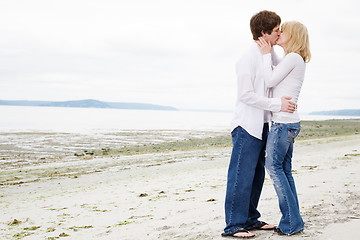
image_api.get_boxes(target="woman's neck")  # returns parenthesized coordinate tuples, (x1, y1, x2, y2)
(281, 47, 289, 56)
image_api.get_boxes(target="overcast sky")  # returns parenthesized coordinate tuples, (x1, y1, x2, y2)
(0, 0, 359, 112)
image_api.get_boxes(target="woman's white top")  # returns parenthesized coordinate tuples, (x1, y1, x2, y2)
(263, 52, 306, 123)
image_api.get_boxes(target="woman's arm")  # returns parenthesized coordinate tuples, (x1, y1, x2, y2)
(271, 47, 281, 66)
(262, 53, 297, 88)
(256, 37, 298, 88)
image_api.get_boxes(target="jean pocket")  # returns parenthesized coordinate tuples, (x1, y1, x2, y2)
(271, 122, 282, 131)
(287, 127, 300, 139)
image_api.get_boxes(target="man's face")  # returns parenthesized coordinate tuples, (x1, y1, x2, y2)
(261, 25, 280, 46)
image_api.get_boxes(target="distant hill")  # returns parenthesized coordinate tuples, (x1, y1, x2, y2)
(309, 109, 360, 116)
(0, 99, 178, 111)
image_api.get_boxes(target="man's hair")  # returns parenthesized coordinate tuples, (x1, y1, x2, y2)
(250, 10, 281, 40)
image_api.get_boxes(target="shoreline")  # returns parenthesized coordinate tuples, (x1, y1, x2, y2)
(0, 120, 359, 239)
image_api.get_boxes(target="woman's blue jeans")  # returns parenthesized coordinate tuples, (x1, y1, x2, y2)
(224, 124, 268, 235)
(265, 122, 304, 235)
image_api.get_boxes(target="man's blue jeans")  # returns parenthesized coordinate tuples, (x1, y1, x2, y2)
(224, 124, 268, 235)
(265, 122, 304, 235)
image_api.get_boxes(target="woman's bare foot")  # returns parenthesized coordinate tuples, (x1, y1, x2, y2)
(257, 223, 275, 230)
(246, 221, 276, 231)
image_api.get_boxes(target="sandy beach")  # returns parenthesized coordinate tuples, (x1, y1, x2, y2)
(0, 126, 359, 239)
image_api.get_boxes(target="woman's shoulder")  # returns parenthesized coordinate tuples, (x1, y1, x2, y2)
(284, 52, 305, 65)
(286, 52, 304, 61)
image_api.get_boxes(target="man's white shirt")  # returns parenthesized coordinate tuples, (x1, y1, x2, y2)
(231, 42, 281, 140)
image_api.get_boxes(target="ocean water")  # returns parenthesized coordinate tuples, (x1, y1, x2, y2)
(0, 106, 357, 133)
(0, 106, 232, 133)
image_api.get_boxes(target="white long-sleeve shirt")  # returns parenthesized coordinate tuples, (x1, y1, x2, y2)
(231, 42, 282, 140)
(262, 52, 306, 123)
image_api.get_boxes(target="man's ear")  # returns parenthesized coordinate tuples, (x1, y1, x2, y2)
(260, 30, 266, 37)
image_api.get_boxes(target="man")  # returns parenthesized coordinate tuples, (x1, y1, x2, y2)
(222, 10, 296, 238)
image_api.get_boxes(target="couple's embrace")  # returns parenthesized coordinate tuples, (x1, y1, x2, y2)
(222, 10, 311, 238)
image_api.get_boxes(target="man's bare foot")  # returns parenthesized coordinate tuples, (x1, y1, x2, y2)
(221, 229, 255, 238)
(233, 230, 255, 238)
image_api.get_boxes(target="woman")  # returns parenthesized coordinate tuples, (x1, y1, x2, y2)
(256, 21, 311, 235)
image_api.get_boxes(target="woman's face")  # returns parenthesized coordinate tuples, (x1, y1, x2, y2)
(277, 30, 289, 47)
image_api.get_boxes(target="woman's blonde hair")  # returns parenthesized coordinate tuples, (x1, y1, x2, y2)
(281, 21, 311, 63)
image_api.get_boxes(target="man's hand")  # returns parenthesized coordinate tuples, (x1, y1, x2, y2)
(281, 96, 296, 113)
